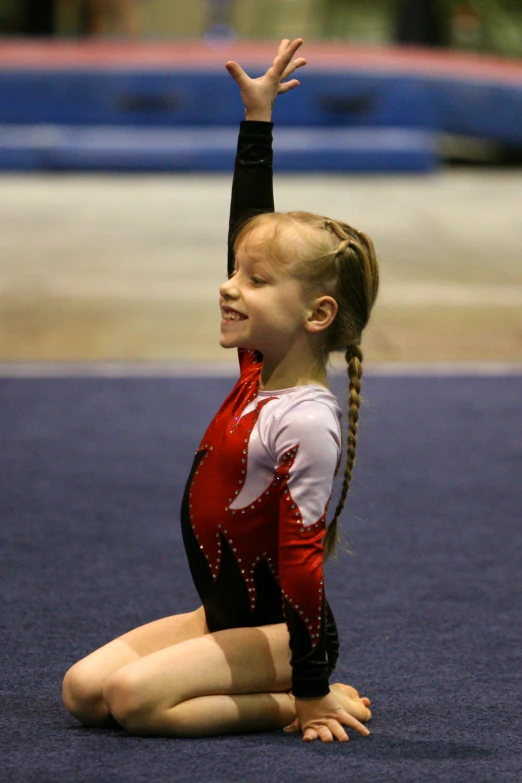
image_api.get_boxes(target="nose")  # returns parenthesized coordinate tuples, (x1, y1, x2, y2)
(219, 275, 238, 300)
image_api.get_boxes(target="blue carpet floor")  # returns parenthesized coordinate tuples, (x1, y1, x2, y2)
(1, 375, 520, 783)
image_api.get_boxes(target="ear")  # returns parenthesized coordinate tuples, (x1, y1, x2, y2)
(305, 295, 338, 333)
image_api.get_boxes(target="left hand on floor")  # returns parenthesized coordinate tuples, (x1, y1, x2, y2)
(285, 691, 371, 743)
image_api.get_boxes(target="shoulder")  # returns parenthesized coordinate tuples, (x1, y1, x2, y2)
(278, 386, 341, 430)
(261, 387, 342, 455)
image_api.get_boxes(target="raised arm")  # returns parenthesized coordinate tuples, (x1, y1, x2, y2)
(225, 39, 306, 276)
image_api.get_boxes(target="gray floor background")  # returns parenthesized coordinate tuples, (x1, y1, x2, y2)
(1, 169, 521, 365)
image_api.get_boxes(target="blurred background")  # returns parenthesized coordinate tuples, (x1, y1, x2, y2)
(2, 1, 522, 54)
(0, 0, 521, 368)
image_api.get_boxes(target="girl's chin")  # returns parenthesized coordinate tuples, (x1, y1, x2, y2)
(219, 334, 256, 351)
(219, 335, 241, 348)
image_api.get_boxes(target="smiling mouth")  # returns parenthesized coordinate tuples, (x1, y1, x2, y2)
(221, 307, 248, 322)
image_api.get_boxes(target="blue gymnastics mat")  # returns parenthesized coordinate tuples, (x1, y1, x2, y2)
(1, 373, 520, 783)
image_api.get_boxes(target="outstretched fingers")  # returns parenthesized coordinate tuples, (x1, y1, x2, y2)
(277, 56, 307, 94)
(225, 37, 307, 120)
(281, 57, 307, 79)
(340, 709, 371, 737)
(276, 77, 301, 95)
(224, 60, 248, 88)
(302, 710, 370, 744)
(276, 38, 292, 56)
(274, 48, 307, 94)
(275, 37, 304, 64)
(271, 38, 306, 79)
(304, 720, 349, 743)
(226, 50, 305, 92)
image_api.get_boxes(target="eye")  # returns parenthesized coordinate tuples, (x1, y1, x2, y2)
(251, 275, 266, 286)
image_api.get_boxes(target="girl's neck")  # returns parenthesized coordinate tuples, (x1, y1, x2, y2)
(258, 349, 328, 392)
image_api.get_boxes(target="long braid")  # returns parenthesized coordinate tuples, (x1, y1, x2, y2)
(323, 345, 363, 560)
(322, 223, 368, 558)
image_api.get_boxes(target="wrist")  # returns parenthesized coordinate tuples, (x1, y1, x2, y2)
(244, 111, 273, 122)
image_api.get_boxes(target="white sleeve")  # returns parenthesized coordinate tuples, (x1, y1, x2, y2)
(272, 401, 342, 528)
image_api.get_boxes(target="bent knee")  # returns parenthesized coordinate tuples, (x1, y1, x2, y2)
(103, 668, 157, 734)
(62, 661, 110, 726)
(103, 670, 192, 736)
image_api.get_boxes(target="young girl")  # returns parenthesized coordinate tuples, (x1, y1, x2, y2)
(62, 38, 379, 744)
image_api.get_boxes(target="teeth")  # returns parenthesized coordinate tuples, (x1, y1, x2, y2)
(223, 311, 243, 321)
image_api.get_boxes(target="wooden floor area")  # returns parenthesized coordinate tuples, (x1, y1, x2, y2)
(1, 169, 521, 368)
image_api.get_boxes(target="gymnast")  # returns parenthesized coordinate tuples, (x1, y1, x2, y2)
(62, 38, 379, 743)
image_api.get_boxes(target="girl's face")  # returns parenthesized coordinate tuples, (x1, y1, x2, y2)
(219, 227, 310, 357)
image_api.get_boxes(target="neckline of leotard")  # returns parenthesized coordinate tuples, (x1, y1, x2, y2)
(256, 383, 331, 396)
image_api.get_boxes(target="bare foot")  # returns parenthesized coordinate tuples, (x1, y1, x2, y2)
(330, 683, 372, 723)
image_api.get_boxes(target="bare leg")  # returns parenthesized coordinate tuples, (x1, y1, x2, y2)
(132, 686, 371, 738)
(102, 623, 371, 738)
(62, 607, 208, 727)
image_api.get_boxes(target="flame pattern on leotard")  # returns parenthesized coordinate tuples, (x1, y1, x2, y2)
(187, 351, 327, 647)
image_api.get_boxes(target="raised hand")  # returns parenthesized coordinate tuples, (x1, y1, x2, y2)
(225, 38, 307, 122)
(286, 689, 371, 743)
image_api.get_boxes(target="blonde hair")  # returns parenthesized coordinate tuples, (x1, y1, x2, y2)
(234, 211, 379, 559)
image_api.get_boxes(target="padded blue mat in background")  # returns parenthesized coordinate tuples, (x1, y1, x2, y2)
(0, 58, 521, 171)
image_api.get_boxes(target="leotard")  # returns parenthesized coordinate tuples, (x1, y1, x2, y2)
(180, 122, 341, 698)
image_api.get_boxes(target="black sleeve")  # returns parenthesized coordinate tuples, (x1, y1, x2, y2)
(284, 599, 339, 699)
(227, 120, 275, 276)
(325, 600, 340, 674)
